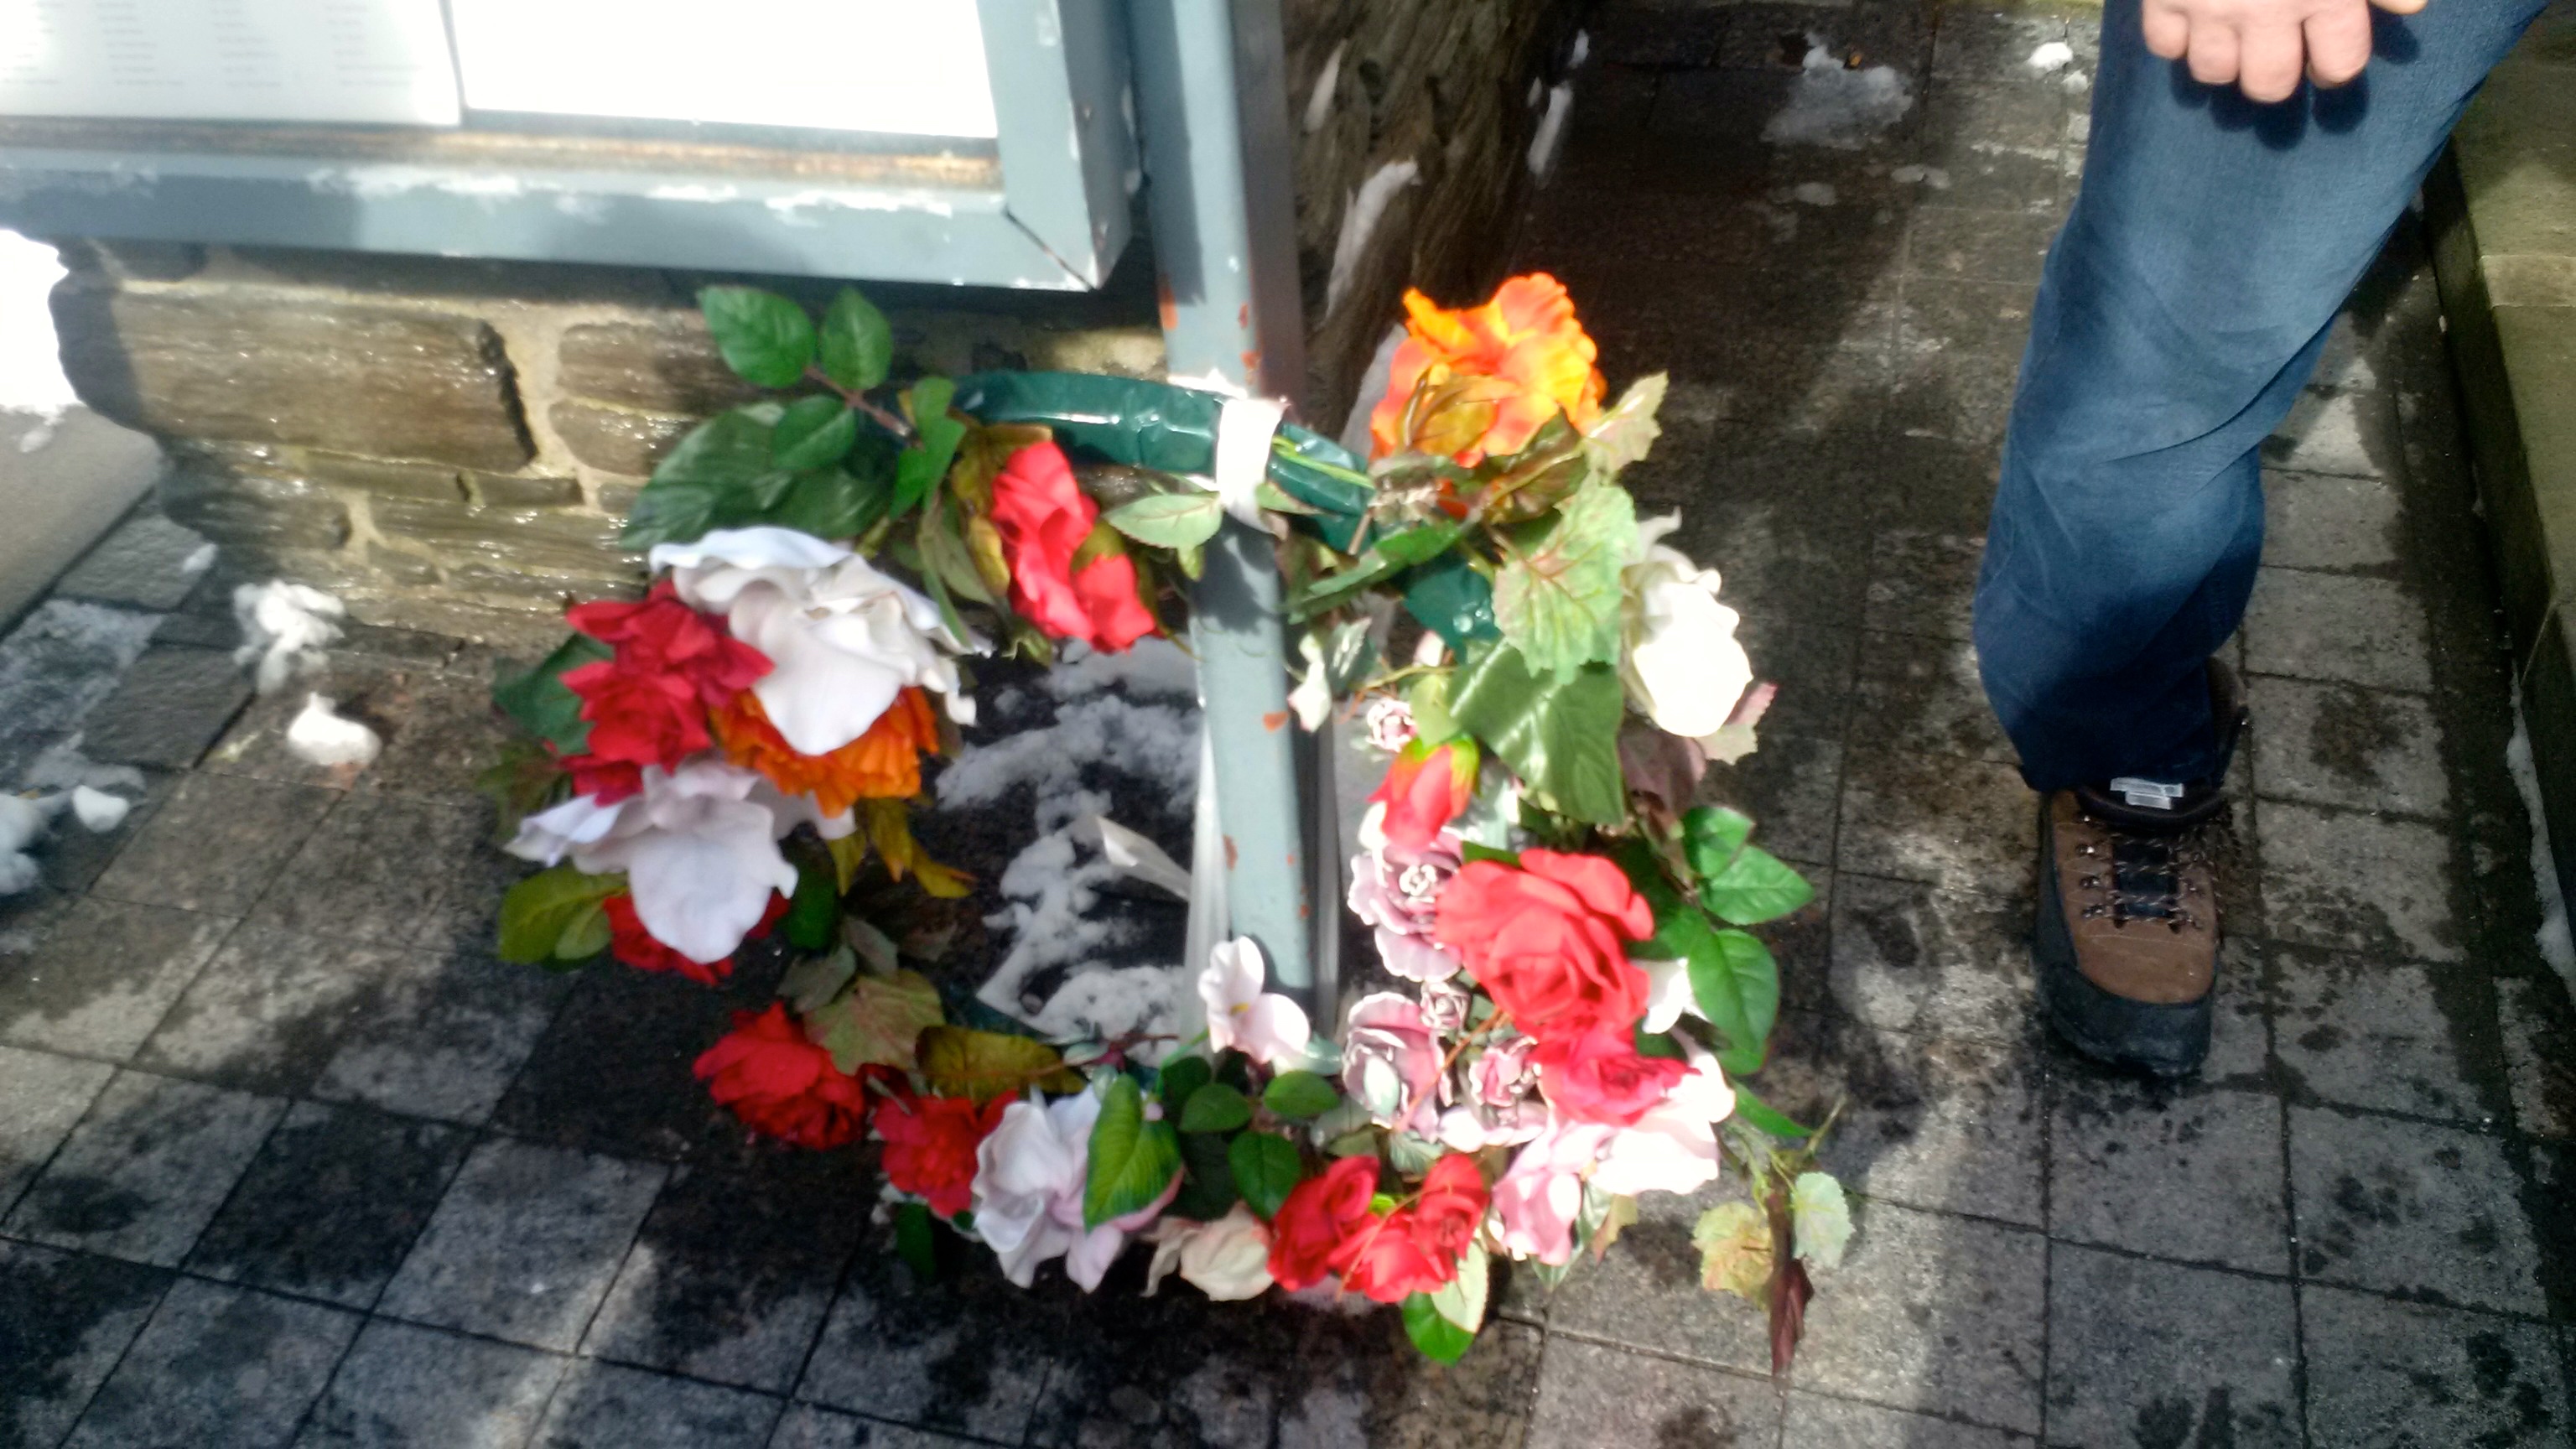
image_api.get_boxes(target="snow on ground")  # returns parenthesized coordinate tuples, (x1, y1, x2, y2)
(1764, 39, 1914, 148)
(943, 637, 1202, 1044)
(0, 600, 163, 787)
(232, 580, 347, 693)
(0, 231, 77, 449)
(2506, 693, 2576, 990)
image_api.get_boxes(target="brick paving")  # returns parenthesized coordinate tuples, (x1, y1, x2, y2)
(3, 1, 2576, 1444)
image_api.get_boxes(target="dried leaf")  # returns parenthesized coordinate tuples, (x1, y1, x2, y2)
(1691, 1200, 1774, 1303)
(806, 969, 945, 1072)
(919, 1026, 1084, 1103)
(1766, 1182, 1812, 1376)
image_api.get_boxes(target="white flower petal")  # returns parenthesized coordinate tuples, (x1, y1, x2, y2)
(647, 526, 853, 575)
(505, 791, 631, 865)
(1639, 956, 1702, 1035)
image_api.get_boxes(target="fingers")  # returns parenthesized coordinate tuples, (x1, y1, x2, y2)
(2141, 0, 2194, 58)
(2303, 0, 2375, 85)
(2370, 0, 2427, 14)
(2184, 17, 2244, 86)
(2236, 18, 2309, 100)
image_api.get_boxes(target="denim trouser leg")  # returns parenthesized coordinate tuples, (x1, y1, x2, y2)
(1973, 0, 2547, 792)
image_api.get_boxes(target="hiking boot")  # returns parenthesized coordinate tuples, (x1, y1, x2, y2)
(2033, 659, 2243, 1076)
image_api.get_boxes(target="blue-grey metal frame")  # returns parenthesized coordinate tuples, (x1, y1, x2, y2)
(0, 0, 1135, 290)
(1130, 0, 1335, 1015)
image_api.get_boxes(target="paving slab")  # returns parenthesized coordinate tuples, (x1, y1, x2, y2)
(186, 1099, 473, 1309)
(0, 1042, 117, 1214)
(1524, 1336, 1781, 1449)
(0, 1239, 170, 1449)
(0, 898, 233, 1060)
(64, 1277, 361, 1449)
(531, 1360, 783, 1449)
(2246, 674, 2451, 819)
(1826, 873, 2033, 1043)
(2266, 943, 2490, 1121)
(2241, 567, 2436, 694)
(4, 1068, 283, 1266)
(2049, 1081, 2289, 1275)
(2300, 1285, 2568, 1447)
(794, 1245, 1065, 1445)
(293, 1318, 569, 1449)
(89, 771, 339, 916)
(76, 646, 253, 770)
(2288, 1106, 2547, 1316)
(2256, 799, 2464, 963)
(1789, 1197, 2047, 1432)
(2043, 1244, 2300, 1449)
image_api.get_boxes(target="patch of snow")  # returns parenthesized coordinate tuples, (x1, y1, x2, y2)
(1020, 963, 1176, 1052)
(0, 601, 163, 787)
(69, 785, 127, 833)
(21, 736, 147, 796)
(1303, 40, 1346, 134)
(2063, 70, 2091, 93)
(1041, 636, 1197, 701)
(939, 696, 1198, 813)
(1527, 83, 1575, 180)
(0, 231, 75, 423)
(1325, 160, 1420, 319)
(1891, 164, 1952, 190)
(286, 693, 382, 768)
(0, 792, 48, 895)
(182, 543, 218, 579)
(2506, 696, 2576, 989)
(1568, 29, 1592, 70)
(2026, 40, 2075, 72)
(1788, 182, 1839, 206)
(1764, 40, 1914, 148)
(231, 581, 346, 695)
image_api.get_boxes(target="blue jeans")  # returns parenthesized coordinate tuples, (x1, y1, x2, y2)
(1973, 0, 2547, 791)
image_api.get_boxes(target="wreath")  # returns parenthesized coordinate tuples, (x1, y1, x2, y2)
(485, 273, 1848, 1365)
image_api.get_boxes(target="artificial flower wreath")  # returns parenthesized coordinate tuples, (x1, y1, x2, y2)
(486, 273, 1849, 1364)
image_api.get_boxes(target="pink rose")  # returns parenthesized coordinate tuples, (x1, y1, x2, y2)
(1535, 1022, 1691, 1127)
(1340, 992, 1445, 1134)
(1347, 834, 1464, 983)
(1490, 1118, 1614, 1265)
(1471, 1033, 1540, 1108)
(1419, 978, 1471, 1035)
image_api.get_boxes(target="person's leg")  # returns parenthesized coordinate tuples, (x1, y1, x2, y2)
(1975, 0, 2547, 792)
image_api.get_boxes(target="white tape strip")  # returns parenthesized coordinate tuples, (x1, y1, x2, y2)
(1211, 393, 1287, 527)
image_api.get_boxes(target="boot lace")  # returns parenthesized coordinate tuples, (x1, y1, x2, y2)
(2070, 810, 2214, 932)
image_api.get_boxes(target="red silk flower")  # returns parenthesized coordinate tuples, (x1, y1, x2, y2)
(1533, 1021, 1690, 1125)
(1433, 849, 1656, 1045)
(1267, 1153, 1488, 1303)
(1369, 739, 1477, 854)
(560, 582, 771, 773)
(693, 1004, 870, 1150)
(1268, 1155, 1380, 1292)
(988, 440, 1157, 652)
(605, 891, 788, 985)
(874, 1092, 1010, 1218)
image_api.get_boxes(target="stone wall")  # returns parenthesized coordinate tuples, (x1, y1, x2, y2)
(45, 0, 1581, 641)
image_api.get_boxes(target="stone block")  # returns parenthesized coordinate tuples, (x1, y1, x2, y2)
(1828, 873, 2033, 1042)
(0, 1044, 117, 1212)
(2256, 800, 2464, 963)
(55, 287, 532, 470)
(2299, 1286, 2567, 1446)
(63, 1278, 359, 1449)
(368, 493, 631, 579)
(2246, 675, 2449, 818)
(90, 772, 339, 917)
(531, 1361, 782, 1449)
(558, 313, 768, 416)
(296, 1320, 569, 1449)
(2049, 1081, 2288, 1274)
(0, 899, 233, 1061)
(377, 1138, 667, 1351)
(53, 512, 216, 612)
(0, 1240, 169, 1449)
(1790, 1199, 2047, 1431)
(797, 1246, 1063, 1442)
(160, 456, 353, 553)
(134, 925, 424, 1097)
(1855, 631, 2018, 764)
(1866, 528, 1985, 641)
(2288, 1106, 2546, 1315)
(4, 1069, 285, 1266)
(2266, 943, 2487, 1120)
(78, 646, 253, 770)
(2044, 1245, 2299, 1449)
(186, 1100, 473, 1308)
(309, 948, 570, 1126)
(1836, 748, 2035, 892)
(2262, 469, 2403, 572)
(1525, 1338, 1780, 1448)
(1702, 730, 1843, 868)
(550, 399, 693, 477)
(1275, 1311, 1542, 1449)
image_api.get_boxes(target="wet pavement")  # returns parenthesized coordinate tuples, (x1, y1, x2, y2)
(3, 0, 2576, 1444)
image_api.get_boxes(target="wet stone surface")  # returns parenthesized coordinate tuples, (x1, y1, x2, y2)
(0, 0, 2570, 1441)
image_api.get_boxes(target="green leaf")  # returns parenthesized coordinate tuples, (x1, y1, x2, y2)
(894, 1201, 940, 1275)
(1491, 484, 1636, 680)
(771, 395, 858, 470)
(621, 403, 782, 548)
(782, 855, 840, 952)
(699, 287, 815, 388)
(1228, 1130, 1303, 1220)
(806, 969, 946, 1072)
(1633, 1027, 1686, 1060)
(496, 865, 626, 964)
(1680, 806, 1753, 873)
(491, 634, 610, 755)
(1172, 1129, 1241, 1220)
(917, 491, 995, 607)
(1083, 1077, 1182, 1228)
(1618, 844, 1779, 1072)
(1405, 670, 1461, 745)
(1374, 522, 1462, 568)
(1457, 840, 1522, 867)
(1446, 643, 1627, 826)
(818, 286, 894, 392)
(1178, 1081, 1254, 1134)
(1263, 1070, 1340, 1120)
(1730, 1084, 1815, 1140)
(1102, 491, 1224, 550)
(1698, 844, 1814, 927)
(553, 896, 613, 960)
(919, 1026, 1083, 1103)
(1582, 371, 1668, 475)
(892, 377, 964, 518)
(766, 456, 896, 543)
(1401, 1292, 1478, 1363)
(1429, 1242, 1490, 1332)
(1158, 1055, 1213, 1114)
(780, 945, 859, 1015)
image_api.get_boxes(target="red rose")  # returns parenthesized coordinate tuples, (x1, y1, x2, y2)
(1534, 1021, 1690, 1125)
(605, 891, 787, 985)
(1408, 1153, 1489, 1261)
(1337, 1208, 1450, 1303)
(1267, 1155, 1379, 1292)
(989, 441, 1157, 652)
(1433, 850, 1656, 1044)
(1369, 739, 1478, 854)
(561, 584, 771, 772)
(562, 753, 643, 804)
(874, 1091, 1008, 1218)
(693, 1003, 870, 1149)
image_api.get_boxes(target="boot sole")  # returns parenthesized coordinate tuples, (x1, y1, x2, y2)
(2034, 799, 2214, 1078)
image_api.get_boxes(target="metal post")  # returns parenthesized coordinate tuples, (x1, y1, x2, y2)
(1128, 0, 1334, 1015)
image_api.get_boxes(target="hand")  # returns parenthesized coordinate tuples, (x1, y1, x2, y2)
(2138, 0, 2427, 102)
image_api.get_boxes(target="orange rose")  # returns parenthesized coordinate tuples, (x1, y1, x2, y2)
(714, 687, 938, 815)
(1368, 273, 1606, 465)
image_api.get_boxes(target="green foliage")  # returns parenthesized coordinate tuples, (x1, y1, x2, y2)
(1172, 1130, 1241, 1220)
(1083, 1077, 1182, 1228)
(1103, 491, 1224, 550)
(1262, 1070, 1340, 1119)
(1491, 484, 1636, 681)
(496, 865, 626, 964)
(1729, 1085, 1814, 1140)
(1228, 1130, 1303, 1220)
(771, 395, 857, 470)
(1619, 844, 1779, 1074)
(1428, 1242, 1490, 1335)
(781, 845, 841, 951)
(491, 634, 610, 755)
(1157, 1054, 1213, 1113)
(1446, 643, 1627, 825)
(1582, 372, 1668, 476)
(1680, 807, 1814, 925)
(807, 969, 945, 1072)
(1401, 553, 1498, 652)
(894, 1201, 940, 1276)
(818, 287, 894, 392)
(700, 286, 815, 388)
(778, 946, 858, 1015)
(1177, 1081, 1254, 1134)
(621, 402, 898, 548)
(1401, 1291, 1478, 1363)
(892, 377, 965, 518)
